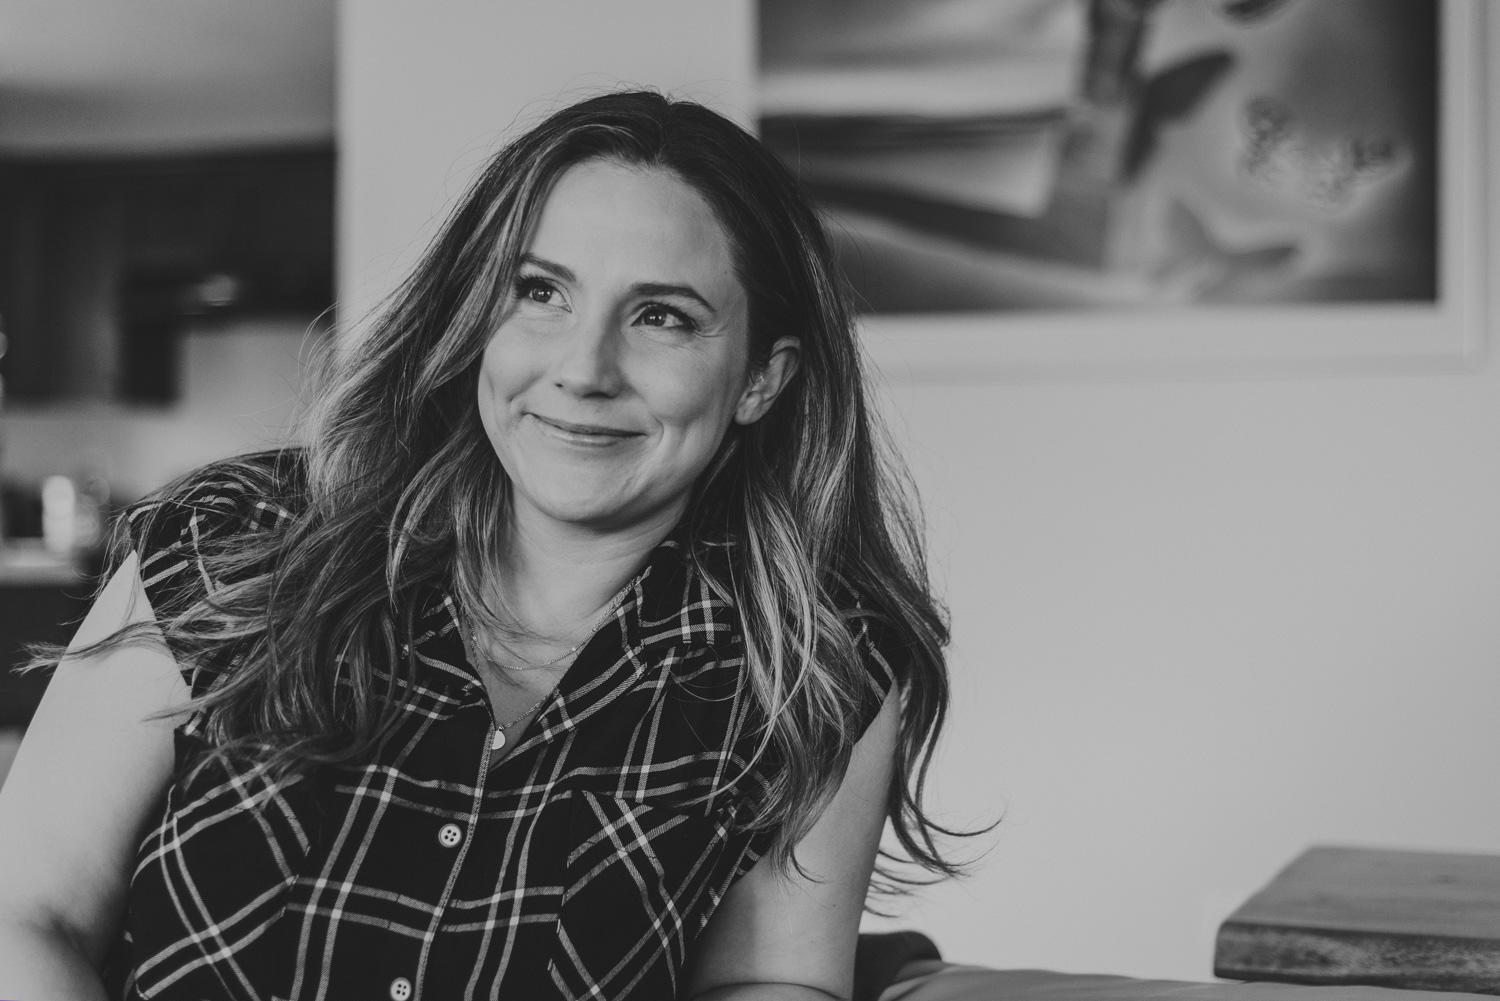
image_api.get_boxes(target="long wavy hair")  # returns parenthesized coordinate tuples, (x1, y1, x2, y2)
(48, 91, 968, 892)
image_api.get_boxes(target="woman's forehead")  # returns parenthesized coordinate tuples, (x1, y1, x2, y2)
(526, 159, 743, 303)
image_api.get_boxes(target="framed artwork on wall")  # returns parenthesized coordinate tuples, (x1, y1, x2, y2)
(756, 0, 1488, 379)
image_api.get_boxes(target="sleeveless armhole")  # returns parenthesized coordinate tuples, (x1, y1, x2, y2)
(117, 453, 301, 701)
(846, 599, 903, 746)
(724, 599, 902, 884)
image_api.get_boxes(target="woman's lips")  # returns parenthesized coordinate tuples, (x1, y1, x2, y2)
(530, 414, 642, 443)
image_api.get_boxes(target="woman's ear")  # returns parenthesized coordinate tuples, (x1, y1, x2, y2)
(734, 337, 801, 425)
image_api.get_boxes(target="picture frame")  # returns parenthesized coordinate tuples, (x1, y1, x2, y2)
(758, 0, 1489, 381)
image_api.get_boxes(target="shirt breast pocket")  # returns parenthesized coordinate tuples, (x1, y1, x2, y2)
(548, 789, 738, 999)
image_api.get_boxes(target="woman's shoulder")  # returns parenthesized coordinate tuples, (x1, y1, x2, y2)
(842, 593, 905, 711)
(123, 449, 306, 543)
(118, 448, 308, 586)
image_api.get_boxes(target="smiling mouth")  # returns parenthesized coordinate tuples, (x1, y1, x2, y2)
(531, 415, 642, 441)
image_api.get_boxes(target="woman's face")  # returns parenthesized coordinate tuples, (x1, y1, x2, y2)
(478, 158, 797, 536)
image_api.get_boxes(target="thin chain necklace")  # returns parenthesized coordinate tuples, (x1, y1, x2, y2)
(467, 588, 630, 751)
(468, 628, 588, 673)
(463, 635, 571, 751)
(467, 584, 629, 674)
(489, 687, 555, 751)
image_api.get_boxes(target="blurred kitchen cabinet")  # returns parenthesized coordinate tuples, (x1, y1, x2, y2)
(0, 147, 333, 403)
(0, 576, 91, 725)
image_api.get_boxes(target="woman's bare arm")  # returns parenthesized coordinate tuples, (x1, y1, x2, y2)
(0, 552, 190, 998)
(684, 685, 901, 1001)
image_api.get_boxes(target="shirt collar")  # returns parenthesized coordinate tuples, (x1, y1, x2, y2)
(410, 531, 741, 710)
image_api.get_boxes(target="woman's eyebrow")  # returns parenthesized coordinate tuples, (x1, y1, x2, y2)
(631, 282, 718, 316)
(520, 255, 718, 315)
(519, 253, 576, 283)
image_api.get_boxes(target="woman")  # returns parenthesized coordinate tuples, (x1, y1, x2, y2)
(0, 91, 957, 1000)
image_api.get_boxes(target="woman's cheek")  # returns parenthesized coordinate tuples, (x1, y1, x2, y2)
(476, 352, 529, 456)
(475, 363, 503, 440)
(638, 348, 742, 434)
(479, 333, 532, 409)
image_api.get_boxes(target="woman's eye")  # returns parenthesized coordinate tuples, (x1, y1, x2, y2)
(515, 277, 561, 306)
(637, 304, 694, 331)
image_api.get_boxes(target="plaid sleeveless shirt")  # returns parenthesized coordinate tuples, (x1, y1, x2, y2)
(102, 453, 895, 1000)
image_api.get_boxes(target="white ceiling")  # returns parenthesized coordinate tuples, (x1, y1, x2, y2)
(0, 0, 334, 155)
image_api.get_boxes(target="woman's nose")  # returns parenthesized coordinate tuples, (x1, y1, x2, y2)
(550, 311, 624, 397)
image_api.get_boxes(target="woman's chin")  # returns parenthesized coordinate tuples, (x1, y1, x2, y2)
(516, 486, 670, 535)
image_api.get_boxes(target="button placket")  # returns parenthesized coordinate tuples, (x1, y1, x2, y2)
(411, 714, 492, 990)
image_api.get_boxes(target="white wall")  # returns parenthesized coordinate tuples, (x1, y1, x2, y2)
(337, 0, 755, 335)
(338, 1, 1500, 982)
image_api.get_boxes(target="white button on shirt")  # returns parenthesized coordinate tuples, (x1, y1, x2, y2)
(389, 976, 412, 1000)
(438, 823, 464, 849)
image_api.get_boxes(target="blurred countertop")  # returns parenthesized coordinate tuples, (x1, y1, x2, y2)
(0, 540, 86, 587)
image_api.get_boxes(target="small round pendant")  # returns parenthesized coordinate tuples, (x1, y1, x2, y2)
(490, 730, 505, 751)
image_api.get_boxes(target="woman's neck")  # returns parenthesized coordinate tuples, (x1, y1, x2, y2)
(489, 500, 682, 642)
